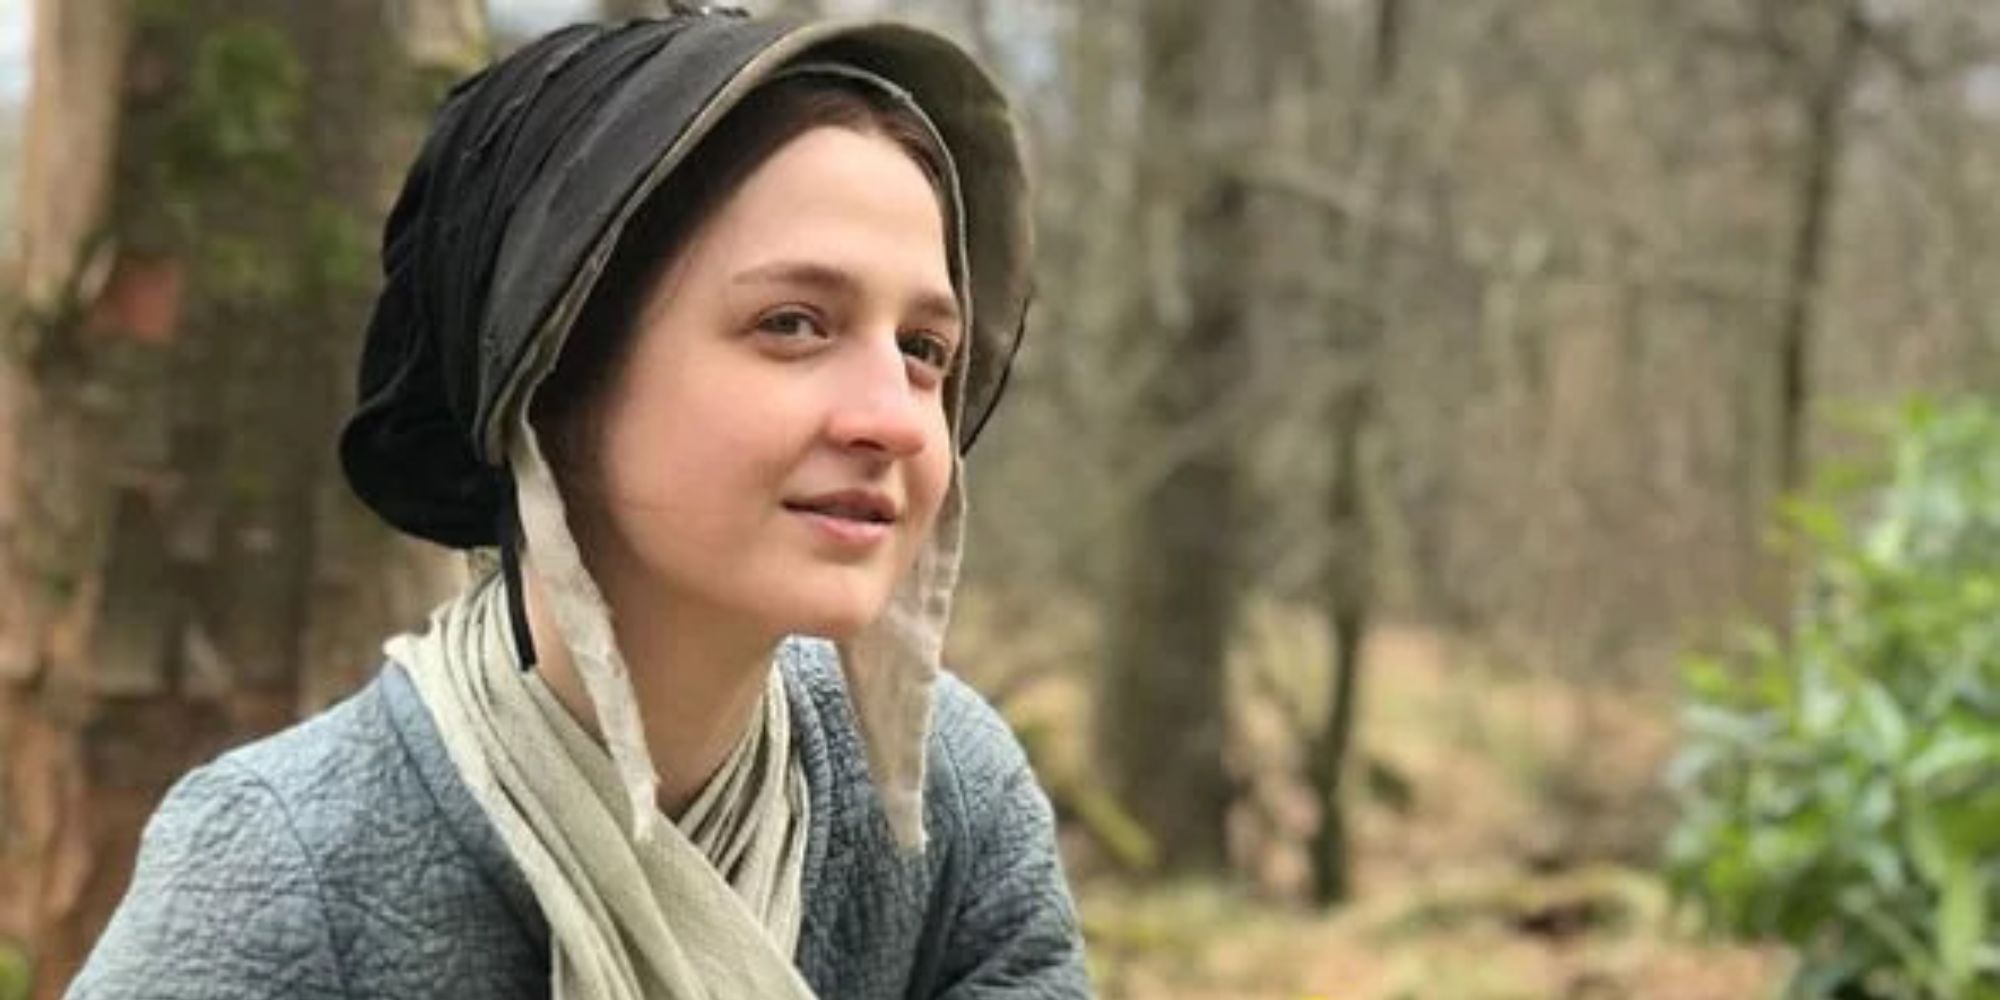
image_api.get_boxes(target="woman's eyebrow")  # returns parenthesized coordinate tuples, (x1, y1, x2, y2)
(731, 260, 961, 331)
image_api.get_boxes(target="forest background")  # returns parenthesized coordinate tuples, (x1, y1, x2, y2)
(2, 0, 1999, 997)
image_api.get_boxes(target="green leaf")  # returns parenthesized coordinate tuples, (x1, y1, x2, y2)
(1907, 732, 2000, 789)
(1785, 497, 1848, 549)
(1840, 891, 1943, 987)
(1858, 682, 1911, 760)
(1904, 801, 1950, 886)
(1938, 853, 1985, 990)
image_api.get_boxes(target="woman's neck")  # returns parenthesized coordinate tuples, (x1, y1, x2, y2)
(520, 561, 776, 817)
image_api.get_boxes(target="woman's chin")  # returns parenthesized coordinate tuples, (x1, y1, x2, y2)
(787, 612, 879, 643)
(779, 596, 891, 643)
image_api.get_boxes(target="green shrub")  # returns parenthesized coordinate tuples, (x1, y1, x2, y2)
(1667, 398, 2000, 1000)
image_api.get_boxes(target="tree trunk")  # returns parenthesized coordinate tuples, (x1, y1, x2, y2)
(1774, 4, 1861, 502)
(1753, 2, 1863, 636)
(1311, 0, 1406, 908)
(0, 1, 473, 991)
(1099, 0, 1257, 875)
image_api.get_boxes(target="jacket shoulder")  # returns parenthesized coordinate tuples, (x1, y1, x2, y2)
(68, 753, 350, 999)
(921, 673, 1091, 996)
(775, 638, 1089, 997)
(71, 666, 547, 999)
(772, 637, 1031, 813)
(925, 670, 1034, 813)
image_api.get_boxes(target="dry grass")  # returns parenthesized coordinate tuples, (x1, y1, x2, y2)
(1080, 870, 1786, 999)
(978, 612, 1796, 999)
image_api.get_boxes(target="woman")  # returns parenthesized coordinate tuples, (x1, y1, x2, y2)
(69, 7, 1087, 998)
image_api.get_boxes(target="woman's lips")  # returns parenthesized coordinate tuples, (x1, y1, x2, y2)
(782, 491, 899, 550)
(787, 508, 893, 548)
(784, 489, 899, 523)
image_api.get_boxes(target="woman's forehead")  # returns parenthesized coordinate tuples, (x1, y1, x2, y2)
(664, 126, 956, 307)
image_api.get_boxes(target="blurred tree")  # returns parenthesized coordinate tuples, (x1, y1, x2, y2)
(1771, 3, 1864, 503)
(1099, 0, 1322, 875)
(1311, 0, 1406, 909)
(0, 0, 475, 992)
(1095, 0, 1238, 874)
(1677, 0, 1870, 628)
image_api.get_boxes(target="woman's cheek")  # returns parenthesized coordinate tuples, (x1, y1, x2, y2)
(910, 447, 953, 531)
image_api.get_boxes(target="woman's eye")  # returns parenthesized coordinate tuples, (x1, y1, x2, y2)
(899, 331, 955, 372)
(754, 309, 828, 340)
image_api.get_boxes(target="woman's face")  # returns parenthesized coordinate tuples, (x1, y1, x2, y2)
(565, 125, 959, 643)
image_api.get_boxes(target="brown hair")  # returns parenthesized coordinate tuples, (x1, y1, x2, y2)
(531, 74, 955, 468)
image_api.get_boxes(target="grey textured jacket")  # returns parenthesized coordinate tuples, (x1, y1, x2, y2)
(67, 641, 1089, 998)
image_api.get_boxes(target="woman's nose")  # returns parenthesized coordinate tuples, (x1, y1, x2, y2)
(824, 337, 931, 458)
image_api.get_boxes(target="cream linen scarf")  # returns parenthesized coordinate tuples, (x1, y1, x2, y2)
(388, 574, 816, 1000)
